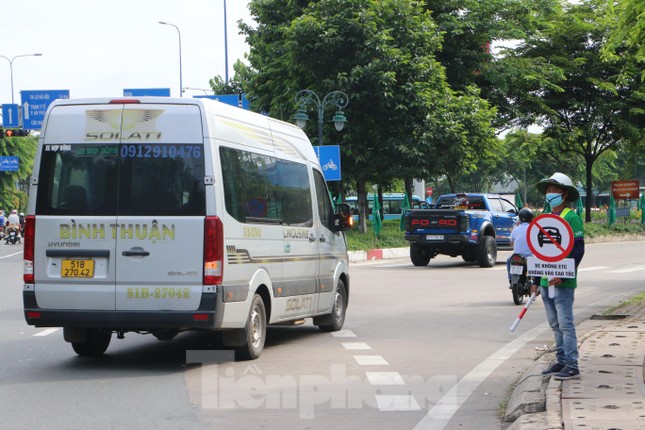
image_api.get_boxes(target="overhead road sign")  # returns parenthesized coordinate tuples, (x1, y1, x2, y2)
(611, 180, 640, 200)
(21, 90, 70, 130)
(123, 88, 171, 97)
(314, 145, 341, 181)
(2, 104, 20, 127)
(195, 94, 239, 107)
(193, 94, 251, 110)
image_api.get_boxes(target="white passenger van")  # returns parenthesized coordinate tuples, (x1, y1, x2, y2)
(24, 97, 352, 359)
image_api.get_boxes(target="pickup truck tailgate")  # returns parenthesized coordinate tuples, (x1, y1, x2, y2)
(405, 210, 469, 233)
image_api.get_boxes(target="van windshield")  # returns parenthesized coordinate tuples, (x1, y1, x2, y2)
(36, 143, 205, 216)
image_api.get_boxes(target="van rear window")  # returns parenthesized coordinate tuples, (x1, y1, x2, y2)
(36, 143, 205, 216)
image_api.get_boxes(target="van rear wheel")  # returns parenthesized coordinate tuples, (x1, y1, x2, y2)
(71, 329, 111, 357)
(317, 280, 347, 333)
(236, 294, 267, 361)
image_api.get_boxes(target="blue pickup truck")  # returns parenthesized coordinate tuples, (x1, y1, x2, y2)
(403, 193, 518, 267)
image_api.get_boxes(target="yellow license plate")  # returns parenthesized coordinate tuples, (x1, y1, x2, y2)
(61, 259, 95, 278)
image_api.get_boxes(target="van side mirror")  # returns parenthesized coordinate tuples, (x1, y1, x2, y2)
(333, 203, 353, 231)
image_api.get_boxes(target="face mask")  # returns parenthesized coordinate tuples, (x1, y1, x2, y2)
(546, 193, 564, 207)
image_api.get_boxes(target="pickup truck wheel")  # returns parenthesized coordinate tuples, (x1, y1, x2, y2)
(410, 244, 431, 266)
(462, 248, 477, 263)
(476, 236, 497, 267)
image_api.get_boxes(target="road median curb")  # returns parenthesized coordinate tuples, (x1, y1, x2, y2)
(348, 247, 408, 263)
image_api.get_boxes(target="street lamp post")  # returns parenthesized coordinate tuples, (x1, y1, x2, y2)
(0, 53, 43, 104)
(223, 0, 229, 83)
(293, 89, 348, 146)
(159, 21, 183, 97)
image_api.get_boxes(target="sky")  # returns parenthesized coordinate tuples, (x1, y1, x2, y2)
(0, 0, 252, 104)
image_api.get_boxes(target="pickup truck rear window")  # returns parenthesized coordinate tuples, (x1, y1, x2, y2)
(436, 197, 486, 210)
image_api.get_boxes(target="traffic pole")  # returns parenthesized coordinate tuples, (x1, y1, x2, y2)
(510, 292, 537, 332)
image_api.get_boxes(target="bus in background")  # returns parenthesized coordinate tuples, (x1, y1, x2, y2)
(344, 193, 427, 220)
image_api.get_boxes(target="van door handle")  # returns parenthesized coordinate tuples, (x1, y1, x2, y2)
(122, 250, 150, 257)
(308, 235, 316, 243)
(319, 236, 326, 242)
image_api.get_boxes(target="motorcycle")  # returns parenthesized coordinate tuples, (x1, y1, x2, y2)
(0, 225, 4, 241)
(4, 225, 20, 245)
(509, 253, 532, 305)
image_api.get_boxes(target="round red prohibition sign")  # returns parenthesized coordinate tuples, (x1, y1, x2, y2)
(526, 214, 574, 262)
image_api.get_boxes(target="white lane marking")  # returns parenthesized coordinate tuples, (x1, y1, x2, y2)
(0, 251, 23, 260)
(366, 371, 406, 385)
(376, 395, 421, 411)
(332, 329, 357, 338)
(578, 266, 610, 272)
(33, 328, 60, 337)
(413, 322, 550, 430)
(354, 355, 389, 366)
(607, 266, 645, 274)
(342, 342, 372, 350)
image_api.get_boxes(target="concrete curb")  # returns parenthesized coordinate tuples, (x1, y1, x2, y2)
(348, 247, 408, 263)
(585, 233, 645, 243)
(504, 354, 551, 423)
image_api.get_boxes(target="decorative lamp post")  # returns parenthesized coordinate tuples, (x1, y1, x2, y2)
(0, 53, 43, 104)
(159, 21, 183, 97)
(293, 89, 348, 145)
(223, 0, 229, 83)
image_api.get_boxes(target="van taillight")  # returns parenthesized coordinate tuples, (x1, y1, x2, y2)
(24, 215, 35, 284)
(109, 99, 141, 104)
(203, 216, 223, 285)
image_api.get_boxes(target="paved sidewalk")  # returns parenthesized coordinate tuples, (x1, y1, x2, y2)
(505, 305, 645, 430)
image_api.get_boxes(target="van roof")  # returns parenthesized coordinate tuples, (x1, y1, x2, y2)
(43, 97, 319, 165)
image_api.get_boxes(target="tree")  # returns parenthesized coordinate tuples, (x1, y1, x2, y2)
(502, 0, 644, 221)
(423, 86, 500, 192)
(0, 134, 38, 211)
(241, 0, 450, 232)
(422, 0, 562, 129)
(602, 0, 645, 81)
(209, 60, 253, 95)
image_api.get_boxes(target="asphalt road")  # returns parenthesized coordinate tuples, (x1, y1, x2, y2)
(1, 240, 643, 430)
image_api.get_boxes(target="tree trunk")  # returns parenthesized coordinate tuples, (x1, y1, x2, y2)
(585, 157, 593, 223)
(404, 177, 413, 204)
(357, 178, 368, 234)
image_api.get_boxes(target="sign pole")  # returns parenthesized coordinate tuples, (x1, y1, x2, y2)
(510, 292, 537, 332)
